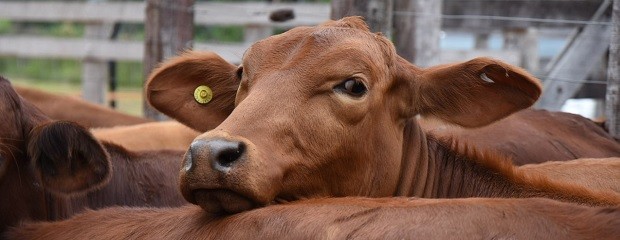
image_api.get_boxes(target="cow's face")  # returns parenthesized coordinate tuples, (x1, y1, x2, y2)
(147, 17, 541, 214)
(0, 77, 111, 230)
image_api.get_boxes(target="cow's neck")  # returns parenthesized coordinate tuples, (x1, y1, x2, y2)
(394, 119, 618, 206)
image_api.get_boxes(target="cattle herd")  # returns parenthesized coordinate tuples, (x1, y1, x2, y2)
(1, 16, 619, 239)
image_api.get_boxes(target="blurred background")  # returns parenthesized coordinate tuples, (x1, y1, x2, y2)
(0, 0, 617, 122)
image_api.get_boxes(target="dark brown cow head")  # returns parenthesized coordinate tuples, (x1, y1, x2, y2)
(147, 17, 541, 214)
(0, 77, 111, 231)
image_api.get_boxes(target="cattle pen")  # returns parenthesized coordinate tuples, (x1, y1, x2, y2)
(1, 1, 620, 239)
(1, 0, 617, 131)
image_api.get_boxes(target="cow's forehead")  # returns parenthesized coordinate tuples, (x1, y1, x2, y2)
(242, 24, 395, 80)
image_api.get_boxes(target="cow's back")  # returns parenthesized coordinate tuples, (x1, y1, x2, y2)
(421, 109, 620, 165)
(519, 157, 620, 194)
(15, 85, 151, 128)
(91, 121, 199, 151)
(6, 198, 620, 240)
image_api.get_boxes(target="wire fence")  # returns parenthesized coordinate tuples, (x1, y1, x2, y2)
(0, 0, 615, 111)
(392, 11, 612, 26)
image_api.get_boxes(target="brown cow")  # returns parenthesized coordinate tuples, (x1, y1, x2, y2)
(420, 108, 620, 165)
(0, 77, 186, 234)
(6, 197, 620, 239)
(146, 17, 620, 215)
(91, 121, 200, 151)
(14, 85, 151, 128)
(519, 157, 620, 194)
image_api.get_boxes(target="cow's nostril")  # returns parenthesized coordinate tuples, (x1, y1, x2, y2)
(206, 139, 246, 172)
(216, 142, 245, 168)
(188, 139, 246, 173)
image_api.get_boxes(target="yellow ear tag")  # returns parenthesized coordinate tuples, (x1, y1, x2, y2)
(193, 85, 213, 105)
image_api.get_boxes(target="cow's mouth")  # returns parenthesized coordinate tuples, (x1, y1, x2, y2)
(190, 189, 264, 215)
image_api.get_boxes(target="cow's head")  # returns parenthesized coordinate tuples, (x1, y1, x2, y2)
(0, 77, 111, 230)
(147, 17, 541, 214)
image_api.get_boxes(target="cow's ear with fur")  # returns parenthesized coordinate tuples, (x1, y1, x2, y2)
(403, 57, 542, 128)
(0, 154, 7, 180)
(28, 121, 111, 195)
(146, 51, 240, 132)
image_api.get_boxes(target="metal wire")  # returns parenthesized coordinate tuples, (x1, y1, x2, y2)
(392, 11, 613, 26)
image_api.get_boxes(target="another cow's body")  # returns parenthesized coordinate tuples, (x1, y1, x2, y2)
(0, 77, 186, 234)
(91, 121, 199, 151)
(6, 197, 619, 240)
(421, 108, 620, 165)
(15, 85, 150, 128)
(48, 143, 186, 220)
(519, 157, 620, 194)
(146, 17, 620, 215)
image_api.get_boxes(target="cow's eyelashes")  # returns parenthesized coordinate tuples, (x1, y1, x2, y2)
(334, 78, 367, 97)
(236, 66, 244, 79)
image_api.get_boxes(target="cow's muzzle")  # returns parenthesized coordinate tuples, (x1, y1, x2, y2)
(180, 137, 274, 214)
(184, 139, 246, 174)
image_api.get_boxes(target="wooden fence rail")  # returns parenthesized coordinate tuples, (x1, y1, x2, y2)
(0, 35, 520, 65)
(0, 1, 605, 28)
(0, 0, 608, 115)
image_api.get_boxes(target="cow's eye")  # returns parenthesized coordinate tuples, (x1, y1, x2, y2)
(236, 66, 243, 79)
(334, 78, 367, 97)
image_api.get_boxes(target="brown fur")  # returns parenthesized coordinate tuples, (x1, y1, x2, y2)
(145, 16, 619, 214)
(519, 157, 620, 194)
(6, 197, 620, 239)
(427, 137, 620, 206)
(91, 121, 200, 151)
(0, 77, 186, 234)
(420, 108, 620, 165)
(14, 85, 150, 128)
(28, 121, 111, 195)
(147, 51, 239, 132)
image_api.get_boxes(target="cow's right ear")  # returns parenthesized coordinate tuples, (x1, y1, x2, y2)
(28, 121, 111, 195)
(146, 51, 240, 132)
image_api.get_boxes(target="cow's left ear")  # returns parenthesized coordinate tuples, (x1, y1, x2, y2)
(0, 154, 7, 180)
(405, 57, 542, 127)
(28, 121, 111, 195)
(146, 51, 240, 132)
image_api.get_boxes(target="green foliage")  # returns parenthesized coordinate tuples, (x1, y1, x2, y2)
(115, 61, 144, 87)
(195, 26, 244, 42)
(0, 57, 81, 84)
(117, 23, 144, 41)
(3, 22, 83, 37)
(0, 20, 11, 34)
(50, 22, 84, 37)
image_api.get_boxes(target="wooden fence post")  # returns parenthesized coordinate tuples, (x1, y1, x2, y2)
(82, 0, 113, 105)
(330, 0, 393, 35)
(474, 33, 490, 49)
(82, 22, 113, 104)
(143, 0, 195, 120)
(244, 26, 272, 47)
(536, 1, 613, 111)
(393, 0, 442, 67)
(606, 0, 619, 138)
(503, 28, 540, 73)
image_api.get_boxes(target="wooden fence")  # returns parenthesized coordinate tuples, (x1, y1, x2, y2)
(0, 1, 525, 64)
(0, 0, 612, 120)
